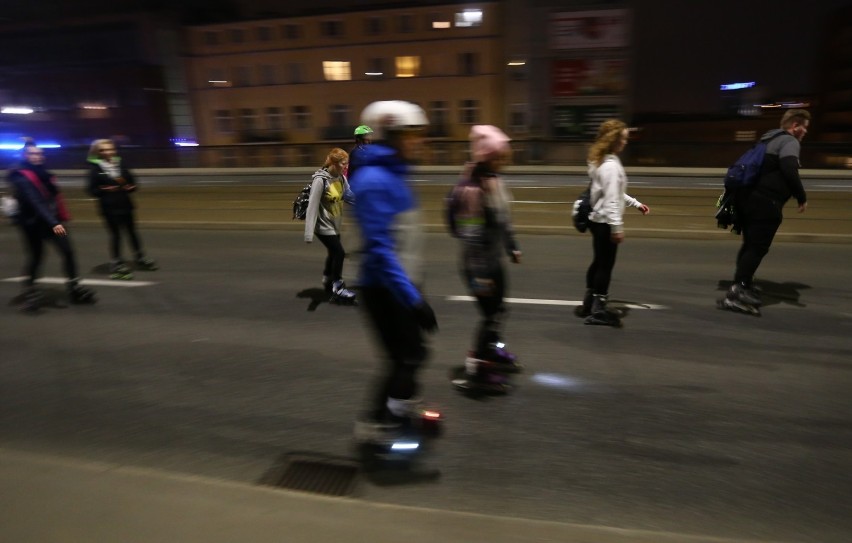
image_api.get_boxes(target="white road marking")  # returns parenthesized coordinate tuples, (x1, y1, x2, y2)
(511, 200, 571, 204)
(2, 276, 157, 287)
(445, 295, 667, 310)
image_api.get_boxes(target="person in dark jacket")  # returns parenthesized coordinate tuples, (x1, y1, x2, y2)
(347, 124, 372, 181)
(7, 142, 96, 310)
(87, 139, 157, 280)
(722, 109, 810, 313)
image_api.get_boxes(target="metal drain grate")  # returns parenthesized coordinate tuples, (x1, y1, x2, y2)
(261, 454, 359, 497)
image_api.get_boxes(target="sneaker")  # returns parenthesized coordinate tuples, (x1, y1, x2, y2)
(135, 257, 158, 271)
(728, 283, 761, 306)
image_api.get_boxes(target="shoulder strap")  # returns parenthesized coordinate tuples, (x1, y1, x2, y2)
(16, 169, 51, 198)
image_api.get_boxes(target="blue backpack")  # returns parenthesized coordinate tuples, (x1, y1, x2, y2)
(723, 132, 784, 190)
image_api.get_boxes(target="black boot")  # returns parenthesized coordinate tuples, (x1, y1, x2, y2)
(67, 278, 97, 305)
(575, 288, 593, 318)
(584, 294, 620, 326)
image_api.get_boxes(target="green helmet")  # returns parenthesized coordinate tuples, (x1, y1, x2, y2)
(354, 125, 373, 136)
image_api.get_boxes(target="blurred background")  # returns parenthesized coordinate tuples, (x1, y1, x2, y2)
(0, 0, 850, 168)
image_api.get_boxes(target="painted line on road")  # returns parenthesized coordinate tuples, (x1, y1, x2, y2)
(445, 295, 667, 310)
(2, 276, 157, 287)
(512, 200, 571, 204)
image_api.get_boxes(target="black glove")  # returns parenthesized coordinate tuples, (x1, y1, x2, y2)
(412, 301, 438, 333)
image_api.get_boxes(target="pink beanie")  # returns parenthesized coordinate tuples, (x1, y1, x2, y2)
(469, 125, 510, 163)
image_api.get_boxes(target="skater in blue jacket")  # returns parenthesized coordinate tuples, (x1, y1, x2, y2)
(350, 101, 439, 444)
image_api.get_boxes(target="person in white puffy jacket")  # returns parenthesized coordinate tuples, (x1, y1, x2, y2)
(579, 119, 650, 326)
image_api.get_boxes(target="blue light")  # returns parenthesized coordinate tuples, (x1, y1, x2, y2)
(0, 142, 61, 150)
(720, 82, 756, 91)
(390, 441, 419, 451)
(530, 373, 582, 391)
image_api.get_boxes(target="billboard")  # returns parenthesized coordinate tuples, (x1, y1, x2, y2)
(551, 105, 620, 140)
(551, 58, 626, 97)
(550, 9, 629, 50)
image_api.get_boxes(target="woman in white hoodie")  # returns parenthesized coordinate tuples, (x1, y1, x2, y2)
(580, 120, 650, 326)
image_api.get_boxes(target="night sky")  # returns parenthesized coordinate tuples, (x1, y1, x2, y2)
(2, 0, 851, 114)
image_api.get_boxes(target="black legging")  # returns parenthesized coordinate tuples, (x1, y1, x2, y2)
(19, 222, 78, 287)
(316, 233, 345, 281)
(465, 265, 507, 358)
(103, 212, 142, 260)
(360, 286, 428, 421)
(734, 191, 782, 285)
(586, 222, 619, 296)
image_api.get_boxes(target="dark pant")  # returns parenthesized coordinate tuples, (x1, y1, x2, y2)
(734, 192, 783, 285)
(465, 265, 507, 357)
(360, 286, 428, 421)
(316, 233, 345, 281)
(586, 222, 619, 295)
(19, 222, 78, 287)
(103, 212, 142, 261)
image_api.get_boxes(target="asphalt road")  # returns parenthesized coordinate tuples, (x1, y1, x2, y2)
(1, 215, 851, 542)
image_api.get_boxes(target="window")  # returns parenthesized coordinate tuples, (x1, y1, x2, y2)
(429, 101, 449, 136)
(365, 17, 385, 35)
(256, 26, 272, 41)
(266, 107, 283, 132)
(258, 64, 277, 85)
(329, 104, 350, 127)
(323, 61, 351, 81)
(240, 108, 257, 132)
(208, 68, 229, 87)
(459, 52, 478, 76)
(510, 104, 528, 133)
(366, 58, 385, 78)
(287, 63, 304, 84)
(292, 106, 311, 130)
(429, 13, 451, 30)
(395, 56, 420, 78)
(397, 14, 414, 33)
(281, 24, 302, 40)
(231, 28, 246, 43)
(320, 20, 344, 38)
(214, 109, 233, 133)
(455, 9, 483, 27)
(233, 66, 251, 86)
(459, 99, 480, 124)
(203, 31, 219, 46)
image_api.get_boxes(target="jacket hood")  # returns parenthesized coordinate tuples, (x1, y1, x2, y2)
(760, 128, 787, 141)
(357, 143, 409, 176)
(312, 167, 334, 180)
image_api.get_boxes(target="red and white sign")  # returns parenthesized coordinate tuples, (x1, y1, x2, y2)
(551, 58, 626, 98)
(550, 9, 629, 50)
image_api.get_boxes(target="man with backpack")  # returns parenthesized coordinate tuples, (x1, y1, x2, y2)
(721, 109, 810, 314)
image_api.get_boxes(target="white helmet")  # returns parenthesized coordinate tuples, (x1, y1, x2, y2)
(360, 100, 428, 140)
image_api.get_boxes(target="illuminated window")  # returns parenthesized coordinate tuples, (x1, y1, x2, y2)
(323, 61, 351, 81)
(459, 99, 479, 124)
(429, 13, 451, 30)
(395, 56, 420, 78)
(455, 9, 483, 28)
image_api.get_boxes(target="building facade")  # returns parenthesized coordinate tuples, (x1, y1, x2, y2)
(183, 2, 507, 165)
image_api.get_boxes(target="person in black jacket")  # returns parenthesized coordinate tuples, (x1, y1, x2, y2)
(722, 109, 810, 314)
(7, 141, 96, 310)
(87, 139, 157, 280)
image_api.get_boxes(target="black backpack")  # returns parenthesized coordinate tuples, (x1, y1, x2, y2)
(292, 182, 312, 220)
(572, 185, 592, 233)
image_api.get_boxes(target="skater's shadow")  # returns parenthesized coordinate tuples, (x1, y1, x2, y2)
(297, 287, 329, 311)
(717, 279, 810, 308)
(8, 287, 69, 313)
